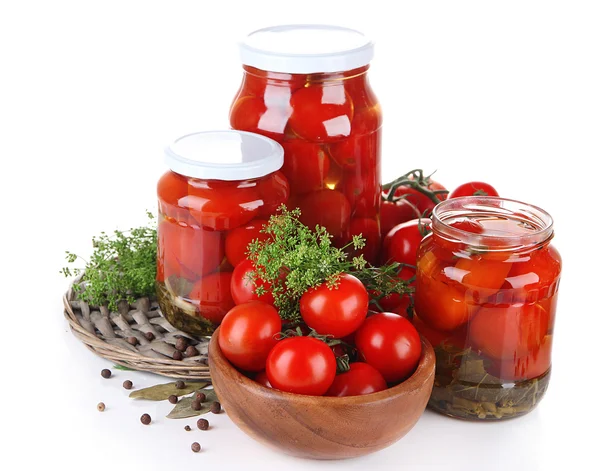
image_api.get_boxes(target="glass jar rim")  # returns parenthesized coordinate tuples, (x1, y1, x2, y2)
(239, 24, 374, 74)
(164, 130, 283, 181)
(432, 196, 554, 250)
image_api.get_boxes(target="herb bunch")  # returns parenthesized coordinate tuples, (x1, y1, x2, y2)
(61, 212, 157, 310)
(247, 206, 412, 322)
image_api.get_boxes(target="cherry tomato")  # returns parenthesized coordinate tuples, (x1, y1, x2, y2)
(225, 220, 269, 267)
(348, 218, 380, 265)
(281, 140, 330, 194)
(185, 180, 261, 231)
(325, 362, 387, 397)
(230, 259, 275, 306)
(289, 84, 354, 142)
(329, 132, 378, 170)
(300, 273, 369, 338)
(370, 265, 415, 317)
(343, 172, 379, 218)
(229, 95, 288, 140)
(451, 256, 513, 299)
(158, 220, 223, 282)
(391, 179, 448, 214)
(157, 171, 189, 221)
(254, 370, 273, 388)
(355, 313, 422, 383)
(380, 199, 420, 238)
(487, 335, 552, 382)
(298, 189, 351, 240)
(257, 171, 290, 218)
(218, 301, 281, 372)
(240, 66, 307, 97)
(266, 337, 336, 395)
(188, 272, 235, 324)
(381, 218, 431, 266)
(449, 181, 499, 198)
(469, 302, 550, 360)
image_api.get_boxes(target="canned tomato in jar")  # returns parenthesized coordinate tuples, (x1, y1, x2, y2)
(156, 131, 289, 336)
(414, 197, 561, 420)
(230, 25, 382, 263)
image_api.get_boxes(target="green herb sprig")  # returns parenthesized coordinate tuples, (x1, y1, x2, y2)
(61, 212, 157, 310)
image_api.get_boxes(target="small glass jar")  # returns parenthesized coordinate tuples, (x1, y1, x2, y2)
(414, 197, 561, 420)
(156, 131, 288, 336)
(230, 25, 382, 263)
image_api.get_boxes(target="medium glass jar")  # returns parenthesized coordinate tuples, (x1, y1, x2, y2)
(156, 131, 288, 336)
(414, 197, 561, 420)
(230, 25, 382, 263)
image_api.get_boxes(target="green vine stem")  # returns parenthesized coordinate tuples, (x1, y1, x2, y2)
(382, 168, 449, 205)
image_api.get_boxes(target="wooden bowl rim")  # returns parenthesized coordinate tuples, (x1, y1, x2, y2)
(209, 327, 435, 405)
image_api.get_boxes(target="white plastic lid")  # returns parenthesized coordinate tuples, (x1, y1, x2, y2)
(239, 24, 374, 74)
(164, 131, 284, 181)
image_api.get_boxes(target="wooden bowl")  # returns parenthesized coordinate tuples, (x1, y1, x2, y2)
(209, 329, 435, 460)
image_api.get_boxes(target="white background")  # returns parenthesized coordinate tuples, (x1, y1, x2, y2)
(1, 1, 599, 470)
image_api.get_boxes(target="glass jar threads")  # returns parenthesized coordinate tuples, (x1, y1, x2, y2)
(230, 25, 382, 263)
(156, 131, 288, 336)
(414, 197, 561, 420)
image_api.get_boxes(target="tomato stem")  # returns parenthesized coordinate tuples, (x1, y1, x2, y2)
(382, 169, 449, 205)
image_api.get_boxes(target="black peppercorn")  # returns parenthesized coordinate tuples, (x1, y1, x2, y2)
(185, 345, 199, 358)
(196, 392, 206, 402)
(197, 418, 209, 430)
(127, 336, 139, 346)
(140, 413, 151, 425)
(175, 337, 187, 352)
(101, 369, 111, 379)
(175, 380, 185, 389)
(144, 332, 155, 341)
(97, 402, 105, 412)
(184, 425, 191, 431)
(168, 394, 178, 404)
(122, 380, 133, 390)
(191, 442, 201, 453)
(191, 399, 202, 411)
(210, 401, 221, 414)
(173, 350, 183, 361)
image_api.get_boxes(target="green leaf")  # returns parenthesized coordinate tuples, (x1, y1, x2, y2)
(166, 389, 218, 419)
(129, 381, 209, 401)
(113, 364, 134, 371)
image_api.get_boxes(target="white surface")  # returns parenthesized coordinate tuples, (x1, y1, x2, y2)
(1, 1, 599, 470)
(165, 130, 283, 180)
(240, 24, 374, 73)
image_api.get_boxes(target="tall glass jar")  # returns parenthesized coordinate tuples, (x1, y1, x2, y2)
(414, 197, 561, 420)
(156, 131, 288, 336)
(230, 25, 382, 263)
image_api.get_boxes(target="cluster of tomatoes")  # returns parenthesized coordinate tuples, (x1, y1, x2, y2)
(218, 271, 422, 397)
(230, 65, 382, 263)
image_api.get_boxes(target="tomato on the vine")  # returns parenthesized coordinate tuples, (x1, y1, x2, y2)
(300, 273, 369, 338)
(390, 179, 447, 214)
(266, 336, 336, 395)
(225, 219, 269, 267)
(230, 259, 275, 306)
(218, 301, 281, 372)
(188, 272, 235, 324)
(355, 313, 422, 383)
(325, 362, 387, 397)
(281, 140, 330, 194)
(449, 181, 499, 198)
(380, 199, 420, 238)
(381, 218, 431, 266)
(288, 85, 354, 142)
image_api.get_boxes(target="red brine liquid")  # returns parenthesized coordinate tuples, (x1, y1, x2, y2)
(414, 198, 561, 420)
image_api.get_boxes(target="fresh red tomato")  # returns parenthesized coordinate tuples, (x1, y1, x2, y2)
(257, 171, 290, 218)
(229, 95, 288, 140)
(488, 335, 552, 382)
(298, 189, 351, 240)
(158, 220, 223, 282)
(218, 301, 281, 372)
(391, 179, 448, 214)
(449, 181, 499, 198)
(230, 259, 275, 306)
(188, 272, 235, 324)
(381, 218, 431, 266)
(157, 171, 189, 221)
(300, 273, 369, 338)
(355, 313, 422, 383)
(289, 85, 354, 142)
(185, 180, 261, 231)
(266, 337, 337, 395)
(370, 265, 415, 317)
(253, 370, 273, 388)
(348, 218, 380, 265)
(325, 362, 387, 397)
(380, 199, 420, 238)
(470, 302, 549, 360)
(281, 140, 330, 194)
(225, 220, 269, 267)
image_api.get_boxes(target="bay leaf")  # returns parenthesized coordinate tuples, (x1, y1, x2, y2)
(166, 389, 218, 419)
(129, 381, 209, 400)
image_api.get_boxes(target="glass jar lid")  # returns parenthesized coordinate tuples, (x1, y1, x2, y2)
(239, 24, 374, 74)
(164, 130, 284, 181)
